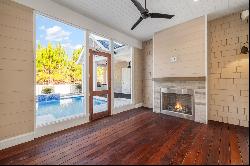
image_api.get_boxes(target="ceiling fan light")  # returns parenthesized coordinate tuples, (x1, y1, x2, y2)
(130, 0, 174, 30)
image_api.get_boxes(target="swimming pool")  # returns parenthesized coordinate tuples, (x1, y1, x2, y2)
(36, 96, 107, 127)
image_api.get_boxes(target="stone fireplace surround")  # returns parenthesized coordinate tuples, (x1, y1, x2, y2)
(161, 87, 195, 121)
(153, 79, 207, 124)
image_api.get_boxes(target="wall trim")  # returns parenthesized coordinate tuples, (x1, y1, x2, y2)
(112, 103, 143, 115)
(113, 104, 134, 115)
(135, 103, 143, 108)
(153, 77, 206, 82)
(205, 14, 208, 124)
(0, 132, 34, 151)
(152, 33, 155, 113)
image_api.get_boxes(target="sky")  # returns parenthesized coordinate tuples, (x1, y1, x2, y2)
(36, 14, 85, 57)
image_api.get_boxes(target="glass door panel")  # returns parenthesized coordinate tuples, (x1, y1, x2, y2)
(93, 55, 108, 91)
(93, 94, 108, 114)
(89, 49, 111, 121)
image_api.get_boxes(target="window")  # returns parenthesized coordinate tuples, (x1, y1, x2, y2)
(113, 42, 132, 108)
(89, 33, 111, 52)
(35, 14, 86, 127)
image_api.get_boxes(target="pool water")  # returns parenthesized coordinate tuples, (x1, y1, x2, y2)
(36, 96, 106, 127)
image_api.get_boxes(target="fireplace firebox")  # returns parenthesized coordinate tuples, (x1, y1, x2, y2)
(161, 88, 194, 120)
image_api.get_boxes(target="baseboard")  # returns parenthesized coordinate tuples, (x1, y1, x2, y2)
(142, 105, 153, 109)
(0, 132, 34, 151)
(112, 103, 143, 115)
(135, 103, 143, 108)
(113, 104, 134, 115)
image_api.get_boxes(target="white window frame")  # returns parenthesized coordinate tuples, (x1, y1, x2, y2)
(33, 12, 137, 138)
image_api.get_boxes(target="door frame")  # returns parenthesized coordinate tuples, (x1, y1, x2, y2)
(89, 49, 111, 121)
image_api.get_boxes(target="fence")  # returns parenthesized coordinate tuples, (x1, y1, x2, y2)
(36, 84, 81, 95)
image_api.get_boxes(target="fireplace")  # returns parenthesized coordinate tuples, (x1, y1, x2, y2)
(161, 88, 194, 120)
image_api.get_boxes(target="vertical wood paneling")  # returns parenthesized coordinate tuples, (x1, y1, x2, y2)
(133, 48, 143, 104)
(142, 40, 153, 108)
(153, 16, 206, 78)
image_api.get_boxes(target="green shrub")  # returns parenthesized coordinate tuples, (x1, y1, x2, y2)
(76, 84, 82, 93)
(42, 87, 53, 94)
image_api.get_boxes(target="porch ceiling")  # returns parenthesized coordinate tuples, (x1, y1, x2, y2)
(53, 0, 249, 41)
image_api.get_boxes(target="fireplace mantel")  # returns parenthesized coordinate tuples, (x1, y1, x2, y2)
(152, 76, 206, 82)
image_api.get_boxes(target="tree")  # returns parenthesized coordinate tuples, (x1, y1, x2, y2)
(36, 43, 71, 84)
(96, 66, 105, 83)
(67, 48, 83, 83)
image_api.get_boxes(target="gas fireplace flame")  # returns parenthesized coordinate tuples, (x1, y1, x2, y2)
(175, 102, 183, 111)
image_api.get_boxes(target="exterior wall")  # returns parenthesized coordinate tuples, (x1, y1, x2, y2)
(0, 0, 34, 140)
(142, 40, 153, 108)
(208, 12, 249, 127)
(133, 48, 143, 104)
(114, 61, 127, 93)
(153, 16, 206, 78)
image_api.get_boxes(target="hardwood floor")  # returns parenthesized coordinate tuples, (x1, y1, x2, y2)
(0, 108, 248, 165)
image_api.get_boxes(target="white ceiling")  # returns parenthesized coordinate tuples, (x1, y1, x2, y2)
(53, 0, 249, 41)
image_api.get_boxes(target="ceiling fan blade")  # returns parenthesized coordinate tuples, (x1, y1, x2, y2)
(131, 17, 143, 30)
(131, 0, 146, 13)
(150, 13, 175, 19)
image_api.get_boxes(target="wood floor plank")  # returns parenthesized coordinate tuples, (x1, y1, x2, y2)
(234, 125, 249, 165)
(58, 114, 157, 165)
(82, 122, 158, 165)
(169, 123, 201, 165)
(218, 123, 230, 165)
(0, 108, 143, 161)
(146, 121, 190, 164)
(92, 122, 160, 165)
(0, 108, 248, 165)
(160, 122, 195, 165)
(128, 118, 185, 165)
(206, 121, 221, 165)
(92, 115, 181, 165)
(119, 117, 183, 165)
(229, 125, 243, 165)
(2, 111, 150, 165)
(27, 112, 152, 165)
(181, 124, 207, 165)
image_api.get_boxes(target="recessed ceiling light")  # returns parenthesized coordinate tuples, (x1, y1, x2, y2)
(194, 0, 199, 2)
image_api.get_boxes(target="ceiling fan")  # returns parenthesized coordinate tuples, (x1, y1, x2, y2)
(131, 0, 175, 30)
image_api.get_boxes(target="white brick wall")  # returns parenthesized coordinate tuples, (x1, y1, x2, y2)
(208, 12, 249, 127)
